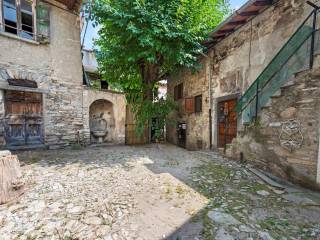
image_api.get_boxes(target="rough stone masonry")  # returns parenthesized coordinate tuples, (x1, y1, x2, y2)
(0, 0, 126, 149)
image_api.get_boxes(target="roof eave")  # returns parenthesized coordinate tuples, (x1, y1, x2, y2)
(206, 0, 275, 47)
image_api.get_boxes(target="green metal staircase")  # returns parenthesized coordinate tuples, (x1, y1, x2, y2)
(235, 9, 319, 123)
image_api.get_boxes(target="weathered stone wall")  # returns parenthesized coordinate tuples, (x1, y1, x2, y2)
(0, 2, 83, 86)
(167, 0, 313, 150)
(0, 1, 126, 148)
(44, 84, 85, 147)
(0, 91, 4, 146)
(210, 0, 314, 147)
(167, 59, 210, 150)
(227, 69, 320, 188)
(167, 0, 320, 187)
(83, 89, 126, 145)
(212, 0, 320, 187)
(0, 1, 84, 148)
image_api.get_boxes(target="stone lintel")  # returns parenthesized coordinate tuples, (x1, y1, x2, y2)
(0, 84, 49, 94)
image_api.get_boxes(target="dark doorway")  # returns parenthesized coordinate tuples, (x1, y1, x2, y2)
(151, 118, 165, 143)
(177, 123, 186, 148)
(217, 98, 237, 148)
(4, 91, 44, 146)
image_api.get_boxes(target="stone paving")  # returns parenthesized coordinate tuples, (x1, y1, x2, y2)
(0, 144, 319, 240)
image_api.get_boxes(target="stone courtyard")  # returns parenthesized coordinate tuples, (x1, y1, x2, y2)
(0, 144, 320, 240)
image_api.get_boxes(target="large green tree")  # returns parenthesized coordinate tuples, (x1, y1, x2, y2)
(89, 0, 230, 137)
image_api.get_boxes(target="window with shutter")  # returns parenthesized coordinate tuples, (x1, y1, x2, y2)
(174, 86, 178, 100)
(174, 83, 183, 101)
(36, 3, 50, 43)
(1, 0, 35, 39)
(185, 97, 194, 113)
(195, 95, 202, 113)
(178, 83, 183, 99)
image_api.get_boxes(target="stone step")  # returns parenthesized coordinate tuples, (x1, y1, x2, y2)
(281, 79, 296, 89)
(3, 144, 47, 151)
(301, 87, 319, 92)
(294, 68, 310, 78)
(261, 99, 272, 109)
(296, 99, 315, 105)
(248, 167, 287, 189)
(270, 89, 282, 98)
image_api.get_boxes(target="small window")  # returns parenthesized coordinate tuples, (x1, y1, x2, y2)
(2, 0, 34, 39)
(174, 83, 183, 100)
(21, 0, 34, 39)
(101, 80, 108, 90)
(195, 95, 202, 113)
(3, 0, 18, 35)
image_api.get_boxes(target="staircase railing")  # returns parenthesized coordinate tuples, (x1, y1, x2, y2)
(235, 8, 319, 123)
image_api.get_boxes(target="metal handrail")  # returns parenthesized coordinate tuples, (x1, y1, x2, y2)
(239, 30, 318, 114)
(236, 8, 319, 119)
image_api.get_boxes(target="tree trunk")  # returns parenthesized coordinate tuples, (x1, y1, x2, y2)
(0, 151, 24, 204)
(140, 63, 160, 143)
(142, 63, 159, 101)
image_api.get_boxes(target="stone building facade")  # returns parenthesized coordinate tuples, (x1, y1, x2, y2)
(167, 59, 211, 150)
(0, 0, 126, 149)
(167, 0, 320, 188)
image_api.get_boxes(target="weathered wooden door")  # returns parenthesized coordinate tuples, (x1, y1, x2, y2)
(218, 98, 237, 148)
(4, 91, 43, 146)
(125, 105, 149, 145)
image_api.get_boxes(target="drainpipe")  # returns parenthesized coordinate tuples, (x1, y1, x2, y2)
(208, 58, 213, 150)
(201, 51, 213, 150)
(317, 124, 320, 184)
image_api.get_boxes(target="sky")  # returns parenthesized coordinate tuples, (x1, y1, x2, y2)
(81, 0, 248, 50)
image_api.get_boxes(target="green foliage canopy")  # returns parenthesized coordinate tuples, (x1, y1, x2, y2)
(89, 0, 230, 137)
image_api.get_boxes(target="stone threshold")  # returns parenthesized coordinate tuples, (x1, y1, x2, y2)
(2, 144, 47, 151)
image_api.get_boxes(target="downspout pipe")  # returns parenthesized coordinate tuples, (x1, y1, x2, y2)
(208, 58, 213, 150)
(202, 51, 213, 150)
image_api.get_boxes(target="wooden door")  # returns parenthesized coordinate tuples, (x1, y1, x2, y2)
(125, 105, 149, 145)
(218, 98, 237, 148)
(4, 91, 43, 146)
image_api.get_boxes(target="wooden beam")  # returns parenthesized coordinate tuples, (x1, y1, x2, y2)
(239, 11, 259, 16)
(217, 29, 235, 34)
(253, 0, 273, 6)
(227, 20, 247, 26)
(66, 0, 76, 10)
(56, 0, 76, 9)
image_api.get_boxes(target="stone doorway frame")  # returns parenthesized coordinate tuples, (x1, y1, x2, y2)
(212, 93, 240, 149)
(4, 90, 45, 147)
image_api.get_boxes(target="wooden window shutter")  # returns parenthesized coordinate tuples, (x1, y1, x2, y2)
(36, 3, 50, 43)
(185, 97, 195, 113)
(174, 86, 178, 100)
(195, 95, 202, 113)
(178, 83, 183, 99)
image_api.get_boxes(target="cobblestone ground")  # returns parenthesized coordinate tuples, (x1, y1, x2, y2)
(0, 144, 319, 240)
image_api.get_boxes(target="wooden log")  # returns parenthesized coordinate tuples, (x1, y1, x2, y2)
(0, 151, 24, 204)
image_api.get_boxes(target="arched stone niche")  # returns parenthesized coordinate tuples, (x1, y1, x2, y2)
(89, 99, 115, 143)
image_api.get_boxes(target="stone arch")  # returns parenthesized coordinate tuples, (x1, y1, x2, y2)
(89, 99, 115, 143)
(0, 66, 51, 88)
